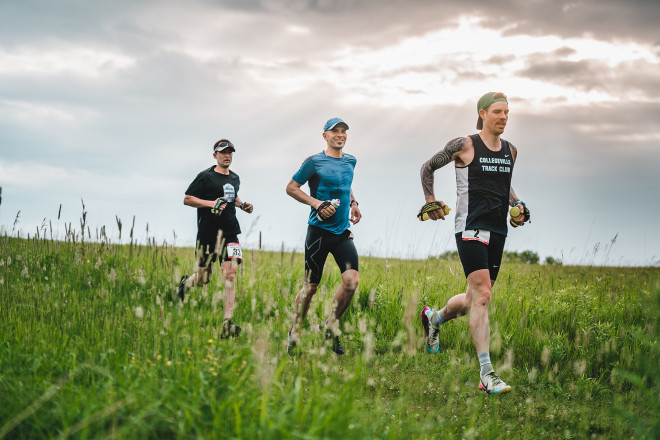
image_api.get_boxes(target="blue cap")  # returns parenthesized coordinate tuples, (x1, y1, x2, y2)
(323, 117, 349, 132)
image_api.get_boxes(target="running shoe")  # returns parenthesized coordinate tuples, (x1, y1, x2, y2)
(177, 275, 188, 302)
(421, 307, 440, 354)
(323, 326, 345, 355)
(479, 371, 512, 395)
(287, 330, 297, 356)
(220, 319, 241, 339)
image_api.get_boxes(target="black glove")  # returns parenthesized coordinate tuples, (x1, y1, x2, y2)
(315, 200, 339, 221)
(509, 205, 531, 227)
(211, 198, 229, 216)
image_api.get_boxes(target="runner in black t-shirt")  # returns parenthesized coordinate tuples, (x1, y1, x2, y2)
(177, 139, 253, 338)
(418, 93, 529, 396)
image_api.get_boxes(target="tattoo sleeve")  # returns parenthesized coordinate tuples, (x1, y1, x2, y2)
(509, 186, 520, 206)
(508, 144, 520, 206)
(420, 137, 465, 198)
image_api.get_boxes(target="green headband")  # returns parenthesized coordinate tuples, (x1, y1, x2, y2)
(477, 92, 507, 112)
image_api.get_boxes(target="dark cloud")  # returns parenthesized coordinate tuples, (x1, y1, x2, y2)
(477, 0, 660, 44)
(3, 0, 658, 59)
(485, 54, 517, 65)
(518, 55, 660, 99)
(520, 59, 601, 86)
(246, 0, 660, 47)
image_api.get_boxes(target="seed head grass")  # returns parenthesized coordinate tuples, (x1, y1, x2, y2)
(0, 230, 658, 439)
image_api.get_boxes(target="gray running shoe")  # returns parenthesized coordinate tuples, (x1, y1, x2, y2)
(479, 371, 512, 395)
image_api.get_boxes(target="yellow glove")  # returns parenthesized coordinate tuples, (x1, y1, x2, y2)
(417, 201, 451, 221)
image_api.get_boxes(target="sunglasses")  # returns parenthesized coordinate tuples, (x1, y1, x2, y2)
(214, 141, 234, 152)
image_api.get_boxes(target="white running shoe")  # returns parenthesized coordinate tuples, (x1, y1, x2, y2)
(479, 371, 512, 395)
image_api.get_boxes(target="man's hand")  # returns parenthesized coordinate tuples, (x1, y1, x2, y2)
(509, 202, 530, 227)
(315, 200, 337, 221)
(211, 198, 228, 215)
(239, 202, 254, 213)
(418, 197, 450, 221)
(350, 203, 361, 224)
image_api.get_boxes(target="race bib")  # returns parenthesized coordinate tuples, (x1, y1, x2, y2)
(461, 229, 490, 245)
(226, 242, 242, 259)
(223, 183, 235, 202)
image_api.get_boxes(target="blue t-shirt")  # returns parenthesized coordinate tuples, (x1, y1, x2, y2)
(292, 151, 356, 234)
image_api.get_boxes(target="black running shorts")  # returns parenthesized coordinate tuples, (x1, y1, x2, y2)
(197, 234, 242, 267)
(455, 230, 506, 281)
(304, 225, 358, 284)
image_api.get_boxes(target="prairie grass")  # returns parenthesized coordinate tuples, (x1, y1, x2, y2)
(0, 233, 658, 439)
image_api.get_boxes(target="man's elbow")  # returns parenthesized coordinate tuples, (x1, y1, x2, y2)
(285, 183, 296, 197)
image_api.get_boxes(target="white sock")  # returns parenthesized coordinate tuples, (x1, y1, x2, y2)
(429, 308, 447, 327)
(478, 352, 493, 376)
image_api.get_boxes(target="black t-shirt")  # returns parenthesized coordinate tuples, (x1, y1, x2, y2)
(185, 166, 241, 241)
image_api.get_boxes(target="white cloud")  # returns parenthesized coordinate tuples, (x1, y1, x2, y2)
(0, 160, 77, 186)
(237, 15, 660, 110)
(0, 160, 183, 195)
(0, 99, 100, 126)
(287, 25, 310, 34)
(0, 46, 135, 77)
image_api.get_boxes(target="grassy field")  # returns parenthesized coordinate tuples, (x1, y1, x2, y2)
(0, 234, 658, 439)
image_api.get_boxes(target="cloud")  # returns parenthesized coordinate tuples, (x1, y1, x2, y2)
(1, 0, 659, 265)
(519, 57, 660, 101)
(0, 46, 134, 77)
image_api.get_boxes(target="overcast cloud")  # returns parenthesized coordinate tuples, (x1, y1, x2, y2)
(1, 0, 659, 266)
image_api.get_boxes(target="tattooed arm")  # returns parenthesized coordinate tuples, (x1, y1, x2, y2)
(509, 187, 521, 207)
(509, 142, 526, 223)
(508, 143, 521, 206)
(420, 137, 466, 199)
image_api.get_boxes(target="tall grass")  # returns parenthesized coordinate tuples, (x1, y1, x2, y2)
(0, 230, 658, 439)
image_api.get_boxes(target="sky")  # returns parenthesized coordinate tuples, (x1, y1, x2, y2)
(1, 0, 659, 266)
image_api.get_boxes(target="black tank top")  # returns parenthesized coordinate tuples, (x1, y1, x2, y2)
(454, 134, 514, 236)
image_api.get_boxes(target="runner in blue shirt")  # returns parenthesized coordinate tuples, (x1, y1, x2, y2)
(285, 117, 362, 355)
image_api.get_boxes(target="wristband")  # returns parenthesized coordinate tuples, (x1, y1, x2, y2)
(513, 200, 525, 208)
(350, 200, 358, 207)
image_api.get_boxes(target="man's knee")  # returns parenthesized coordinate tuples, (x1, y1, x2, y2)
(467, 270, 492, 305)
(471, 284, 491, 305)
(222, 261, 238, 281)
(297, 283, 318, 305)
(304, 283, 319, 296)
(342, 270, 359, 293)
(198, 268, 212, 285)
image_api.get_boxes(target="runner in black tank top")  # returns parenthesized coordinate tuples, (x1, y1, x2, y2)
(417, 92, 530, 396)
(455, 134, 514, 236)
